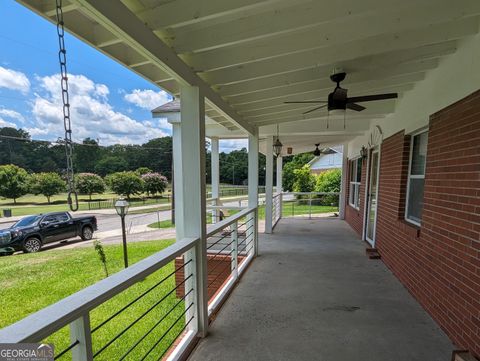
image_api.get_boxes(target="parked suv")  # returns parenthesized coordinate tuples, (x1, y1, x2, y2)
(0, 212, 97, 254)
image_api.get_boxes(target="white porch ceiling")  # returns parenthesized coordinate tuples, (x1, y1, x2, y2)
(17, 0, 480, 144)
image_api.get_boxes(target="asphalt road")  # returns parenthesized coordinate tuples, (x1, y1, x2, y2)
(0, 209, 171, 232)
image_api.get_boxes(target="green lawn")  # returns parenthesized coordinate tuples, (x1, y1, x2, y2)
(0, 240, 186, 360)
(281, 202, 338, 217)
(148, 219, 174, 229)
(147, 202, 337, 229)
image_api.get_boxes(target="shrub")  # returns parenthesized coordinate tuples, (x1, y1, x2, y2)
(106, 171, 143, 199)
(293, 165, 316, 193)
(141, 172, 168, 196)
(76, 173, 106, 200)
(135, 167, 152, 176)
(0, 164, 30, 204)
(30, 172, 66, 204)
(314, 169, 341, 205)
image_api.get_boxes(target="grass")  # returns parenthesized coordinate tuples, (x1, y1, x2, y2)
(281, 202, 338, 217)
(148, 219, 174, 229)
(0, 239, 186, 360)
(147, 202, 337, 229)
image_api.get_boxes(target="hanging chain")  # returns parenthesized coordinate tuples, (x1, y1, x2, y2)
(55, 0, 78, 211)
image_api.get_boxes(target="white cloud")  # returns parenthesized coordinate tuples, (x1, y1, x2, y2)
(31, 74, 168, 145)
(0, 118, 17, 128)
(0, 66, 30, 93)
(0, 108, 25, 123)
(220, 139, 248, 153)
(124, 89, 171, 110)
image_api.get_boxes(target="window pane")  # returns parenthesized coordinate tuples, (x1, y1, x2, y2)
(356, 159, 362, 182)
(407, 178, 425, 223)
(350, 161, 355, 181)
(411, 132, 428, 175)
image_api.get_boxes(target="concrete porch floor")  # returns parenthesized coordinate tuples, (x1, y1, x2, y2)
(189, 218, 453, 361)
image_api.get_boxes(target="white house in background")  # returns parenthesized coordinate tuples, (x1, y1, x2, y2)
(307, 148, 343, 175)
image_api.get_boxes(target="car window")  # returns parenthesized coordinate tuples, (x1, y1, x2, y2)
(56, 214, 69, 222)
(13, 216, 41, 228)
(42, 215, 58, 224)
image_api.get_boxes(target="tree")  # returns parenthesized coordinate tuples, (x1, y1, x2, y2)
(0, 127, 31, 169)
(76, 173, 106, 200)
(74, 138, 103, 173)
(135, 167, 152, 176)
(141, 172, 168, 196)
(282, 153, 315, 191)
(94, 156, 128, 176)
(293, 165, 316, 193)
(30, 172, 66, 203)
(106, 171, 144, 199)
(0, 164, 30, 204)
(315, 169, 342, 205)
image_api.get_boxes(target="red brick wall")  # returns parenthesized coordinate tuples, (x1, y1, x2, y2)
(374, 90, 480, 357)
(345, 157, 367, 237)
(175, 254, 245, 301)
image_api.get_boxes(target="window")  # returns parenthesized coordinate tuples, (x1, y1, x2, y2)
(349, 158, 362, 209)
(406, 130, 428, 225)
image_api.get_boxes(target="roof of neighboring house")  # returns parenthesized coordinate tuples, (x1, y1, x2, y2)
(307, 148, 343, 170)
(151, 99, 180, 114)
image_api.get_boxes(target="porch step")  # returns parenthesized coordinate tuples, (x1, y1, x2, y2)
(365, 247, 381, 259)
(451, 350, 479, 361)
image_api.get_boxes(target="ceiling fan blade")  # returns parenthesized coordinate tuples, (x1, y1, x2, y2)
(302, 104, 327, 115)
(284, 100, 327, 104)
(347, 93, 398, 103)
(346, 103, 366, 112)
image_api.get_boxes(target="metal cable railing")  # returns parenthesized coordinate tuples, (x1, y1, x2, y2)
(205, 207, 257, 315)
(0, 237, 200, 361)
(281, 192, 340, 219)
(0, 207, 259, 361)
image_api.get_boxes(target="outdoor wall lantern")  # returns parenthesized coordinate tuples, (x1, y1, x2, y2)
(360, 146, 368, 159)
(273, 124, 283, 157)
(115, 198, 130, 268)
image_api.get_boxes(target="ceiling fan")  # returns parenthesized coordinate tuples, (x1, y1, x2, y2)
(313, 144, 336, 156)
(284, 72, 398, 115)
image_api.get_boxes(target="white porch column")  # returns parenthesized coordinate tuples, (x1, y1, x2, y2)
(265, 136, 274, 234)
(248, 128, 259, 255)
(339, 142, 349, 220)
(276, 155, 283, 219)
(210, 137, 220, 223)
(276, 155, 283, 193)
(171, 85, 208, 337)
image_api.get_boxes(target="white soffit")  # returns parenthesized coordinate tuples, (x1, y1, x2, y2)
(17, 0, 480, 140)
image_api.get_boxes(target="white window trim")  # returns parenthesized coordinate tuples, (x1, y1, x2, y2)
(349, 157, 361, 210)
(405, 129, 428, 227)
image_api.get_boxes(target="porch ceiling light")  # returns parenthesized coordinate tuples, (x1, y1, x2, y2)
(273, 124, 283, 157)
(313, 143, 321, 156)
(360, 146, 368, 159)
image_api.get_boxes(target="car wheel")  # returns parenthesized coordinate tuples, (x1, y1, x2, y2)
(23, 237, 42, 253)
(81, 226, 94, 240)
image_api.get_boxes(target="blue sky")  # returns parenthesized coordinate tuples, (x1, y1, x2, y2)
(0, 1, 245, 151)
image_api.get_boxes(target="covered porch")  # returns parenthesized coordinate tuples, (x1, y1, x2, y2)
(191, 217, 453, 361)
(4, 0, 480, 359)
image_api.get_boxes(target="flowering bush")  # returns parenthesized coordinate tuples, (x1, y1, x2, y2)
(141, 172, 168, 196)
